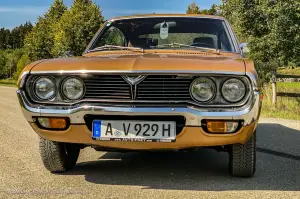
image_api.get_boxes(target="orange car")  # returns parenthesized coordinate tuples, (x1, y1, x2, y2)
(17, 14, 262, 177)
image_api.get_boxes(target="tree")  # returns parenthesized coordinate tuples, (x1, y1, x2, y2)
(52, 0, 104, 56)
(24, 0, 67, 61)
(0, 28, 11, 50)
(10, 22, 33, 49)
(221, 0, 300, 82)
(4, 49, 24, 79)
(0, 50, 7, 79)
(187, 2, 220, 15)
(186, 2, 201, 14)
(14, 53, 31, 79)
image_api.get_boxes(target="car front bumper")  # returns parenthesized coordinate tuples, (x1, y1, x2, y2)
(17, 89, 262, 149)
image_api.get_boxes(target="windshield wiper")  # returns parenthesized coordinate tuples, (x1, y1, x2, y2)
(151, 42, 220, 53)
(88, 45, 144, 53)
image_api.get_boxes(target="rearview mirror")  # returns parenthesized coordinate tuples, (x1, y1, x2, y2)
(154, 21, 176, 29)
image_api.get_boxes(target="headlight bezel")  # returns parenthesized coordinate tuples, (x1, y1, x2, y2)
(189, 77, 217, 102)
(188, 76, 251, 106)
(33, 76, 57, 100)
(61, 77, 86, 101)
(221, 78, 247, 103)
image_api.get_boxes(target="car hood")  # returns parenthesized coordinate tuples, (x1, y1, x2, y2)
(30, 53, 246, 74)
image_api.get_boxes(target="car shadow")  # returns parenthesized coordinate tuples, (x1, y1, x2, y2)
(62, 123, 300, 191)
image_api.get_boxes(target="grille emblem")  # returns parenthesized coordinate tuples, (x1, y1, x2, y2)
(121, 75, 147, 100)
(121, 75, 147, 85)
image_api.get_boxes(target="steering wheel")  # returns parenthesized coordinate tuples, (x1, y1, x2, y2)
(191, 42, 212, 48)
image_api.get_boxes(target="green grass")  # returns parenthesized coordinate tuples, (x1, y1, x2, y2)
(261, 82, 300, 120)
(0, 79, 17, 87)
(278, 67, 300, 76)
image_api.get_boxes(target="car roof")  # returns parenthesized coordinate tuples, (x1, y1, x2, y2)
(109, 14, 225, 21)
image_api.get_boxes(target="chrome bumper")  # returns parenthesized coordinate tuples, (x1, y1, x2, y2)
(17, 90, 261, 127)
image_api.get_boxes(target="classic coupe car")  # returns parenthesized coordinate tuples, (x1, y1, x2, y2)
(17, 14, 262, 177)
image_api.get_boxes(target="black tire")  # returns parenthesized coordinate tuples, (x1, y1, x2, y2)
(39, 138, 80, 173)
(229, 131, 256, 177)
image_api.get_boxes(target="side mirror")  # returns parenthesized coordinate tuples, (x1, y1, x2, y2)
(239, 43, 250, 57)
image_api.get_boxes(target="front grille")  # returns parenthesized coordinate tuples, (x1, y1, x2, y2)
(83, 75, 131, 100)
(137, 76, 193, 100)
(82, 75, 194, 102)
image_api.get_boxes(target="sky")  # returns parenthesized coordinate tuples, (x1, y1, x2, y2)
(0, 0, 221, 29)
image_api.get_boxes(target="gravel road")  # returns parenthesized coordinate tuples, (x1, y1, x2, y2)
(0, 86, 299, 199)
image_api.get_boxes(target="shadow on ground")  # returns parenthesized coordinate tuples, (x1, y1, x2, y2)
(63, 123, 300, 191)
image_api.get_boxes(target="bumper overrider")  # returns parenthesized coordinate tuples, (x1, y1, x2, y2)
(17, 87, 261, 150)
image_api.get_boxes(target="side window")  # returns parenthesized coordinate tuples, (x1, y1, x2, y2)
(95, 26, 125, 47)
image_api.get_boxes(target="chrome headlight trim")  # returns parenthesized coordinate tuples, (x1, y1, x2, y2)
(61, 77, 86, 101)
(22, 73, 253, 108)
(221, 78, 246, 103)
(33, 76, 56, 100)
(189, 77, 216, 102)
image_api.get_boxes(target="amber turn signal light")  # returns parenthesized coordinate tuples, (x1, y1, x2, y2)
(206, 121, 239, 133)
(37, 117, 68, 130)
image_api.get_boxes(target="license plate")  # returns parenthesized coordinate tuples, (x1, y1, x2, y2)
(92, 120, 176, 142)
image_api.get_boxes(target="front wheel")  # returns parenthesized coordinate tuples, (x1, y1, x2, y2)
(39, 138, 80, 173)
(229, 131, 256, 177)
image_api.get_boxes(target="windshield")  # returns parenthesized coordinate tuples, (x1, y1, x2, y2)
(88, 17, 237, 53)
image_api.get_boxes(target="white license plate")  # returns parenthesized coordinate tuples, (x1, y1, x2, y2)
(92, 120, 176, 142)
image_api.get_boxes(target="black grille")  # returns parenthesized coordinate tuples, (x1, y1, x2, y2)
(83, 75, 131, 100)
(82, 75, 194, 102)
(137, 76, 193, 101)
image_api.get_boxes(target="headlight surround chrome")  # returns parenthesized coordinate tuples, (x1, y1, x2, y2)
(221, 78, 246, 102)
(190, 77, 216, 102)
(34, 77, 56, 100)
(61, 77, 85, 100)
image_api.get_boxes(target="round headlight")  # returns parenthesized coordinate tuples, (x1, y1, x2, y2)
(221, 78, 246, 102)
(190, 77, 216, 102)
(62, 77, 85, 100)
(34, 77, 56, 100)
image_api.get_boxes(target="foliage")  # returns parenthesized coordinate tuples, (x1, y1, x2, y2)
(186, 2, 219, 15)
(0, 50, 6, 78)
(24, 0, 67, 61)
(0, 22, 33, 50)
(0, 79, 16, 87)
(0, 0, 104, 80)
(14, 54, 31, 79)
(52, 0, 104, 56)
(186, 2, 201, 14)
(0, 49, 25, 79)
(221, 0, 300, 83)
(10, 22, 33, 49)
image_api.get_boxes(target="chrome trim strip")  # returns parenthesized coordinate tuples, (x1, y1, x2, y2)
(84, 21, 109, 54)
(110, 15, 226, 21)
(84, 16, 239, 54)
(17, 89, 260, 126)
(16, 90, 41, 122)
(23, 73, 254, 108)
(246, 72, 259, 90)
(121, 75, 147, 85)
(17, 71, 29, 88)
(29, 70, 245, 75)
(224, 20, 239, 53)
